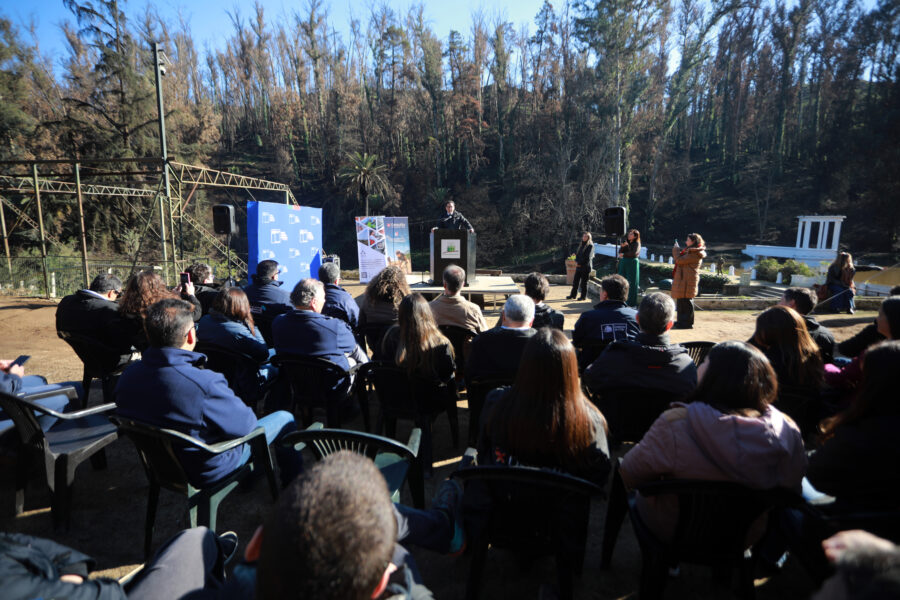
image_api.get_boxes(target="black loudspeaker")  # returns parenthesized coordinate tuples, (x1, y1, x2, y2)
(212, 204, 236, 235)
(603, 206, 626, 237)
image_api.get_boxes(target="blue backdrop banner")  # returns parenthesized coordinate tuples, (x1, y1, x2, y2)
(247, 201, 323, 292)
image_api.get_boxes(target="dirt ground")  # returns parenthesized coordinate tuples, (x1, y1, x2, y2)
(0, 282, 877, 599)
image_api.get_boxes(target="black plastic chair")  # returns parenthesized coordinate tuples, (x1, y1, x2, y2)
(57, 330, 133, 408)
(0, 389, 118, 529)
(363, 321, 395, 360)
(775, 384, 820, 441)
(465, 375, 515, 447)
(438, 324, 476, 384)
(272, 354, 368, 430)
(680, 341, 716, 366)
(110, 416, 278, 559)
(573, 339, 610, 372)
(195, 342, 271, 413)
(451, 466, 604, 600)
(589, 386, 677, 446)
(601, 459, 800, 599)
(282, 422, 425, 508)
(361, 361, 459, 473)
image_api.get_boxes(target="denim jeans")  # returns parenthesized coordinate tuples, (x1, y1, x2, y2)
(0, 377, 81, 435)
(239, 410, 302, 486)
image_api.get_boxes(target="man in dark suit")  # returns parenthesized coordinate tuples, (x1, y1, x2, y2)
(317, 261, 360, 336)
(465, 295, 536, 386)
(572, 274, 640, 368)
(432, 200, 474, 232)
(55, 273, 133, 355)
(524, 272, 564, 330)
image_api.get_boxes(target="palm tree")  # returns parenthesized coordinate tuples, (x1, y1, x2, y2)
(337, 152, 390, 216)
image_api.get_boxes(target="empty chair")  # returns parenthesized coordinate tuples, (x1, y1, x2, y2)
(281, 422, 425, 508)
(362, 361, 459, 473)
(680, 340, 715, 366)
(111, 416, 277, 559)
(452, 466, 604, 600)
(57, 330, 133, 408)
(0, 389, 118, 529)
(272, 353, 368, 430)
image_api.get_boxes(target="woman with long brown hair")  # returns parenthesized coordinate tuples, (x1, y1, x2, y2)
(358, 264, 411, 358)
(826, 251, 856, 314)
(751, 305, 824, 391)
(567, 231, 595, 301)
(478, 328, 610, 484)
(671, 232, 706, 328)
(117, 270, 201, 348)
(382, 292, 455, 384)
(617, 228, 641, 306)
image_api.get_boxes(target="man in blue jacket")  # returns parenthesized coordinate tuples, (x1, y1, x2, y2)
(243, 260, 293, 345)
(115, 298, 300, 488)
(318, 260, 360, 336)
(573, 274, 640, 368)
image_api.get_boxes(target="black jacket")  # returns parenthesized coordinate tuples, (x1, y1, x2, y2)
(574, 241, 594, 270)
(572, 300, 639, 346)
(837, 322, 884, 359)
(193, 283, 221, 315)
(0, 533, 125, 600)
(56, 290, 133, 354)
(532, 303, 564, 330)
(583, 332, 698, 400)
(804, 315, 835, 364)
(436, 210, 474, 231)
(465, 327, 537, 385)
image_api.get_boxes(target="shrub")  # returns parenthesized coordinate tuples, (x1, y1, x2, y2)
(755, 258, 780, 282)
(754, 258, 815, 284)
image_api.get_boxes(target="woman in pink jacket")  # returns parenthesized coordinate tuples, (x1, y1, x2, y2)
(620, 341, 807, 543)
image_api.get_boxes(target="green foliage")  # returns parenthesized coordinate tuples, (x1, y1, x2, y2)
(640, 262, 729, 294)
(755, 258, 815, 284)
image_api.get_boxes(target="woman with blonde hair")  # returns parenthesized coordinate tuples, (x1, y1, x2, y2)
(358, 264, 411, 358)
(671, 232, 706, 329)
(826, 251, 856, 314)
(117, 270, 201, 349)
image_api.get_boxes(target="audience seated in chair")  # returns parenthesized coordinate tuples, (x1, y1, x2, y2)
(573, 274, 639, 348)
(465, 294, 536, 388)
(223, 451, 435, 600)
(318, 260, 361, 337)
(56, 273, 134, 359)
(197, 287, 277, 404)
(185, 262, 221, 315)
(0, 359, 81, 434)
(429, 265, 488, 335)
(381, 293, 457, 391)
(0, 527, 237, 600)
(780, 286, 835, 364)
(584, 292, 697, 400)
(524, 272, 564, 330)
(358, 264, 410, 358)
(619, 341, 807, 544)
(115, 298, 301, 488)
(243, 260, 294, 345)
(117, 271, 202, 350)
(826, 296, 900, 395)
(836, 286, 900, 359)
(807, 341, 900, 513)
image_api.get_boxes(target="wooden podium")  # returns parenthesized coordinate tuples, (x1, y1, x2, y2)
(430, 229, 477, 285)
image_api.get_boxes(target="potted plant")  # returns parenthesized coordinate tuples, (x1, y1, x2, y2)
(565, 254, 578, 285)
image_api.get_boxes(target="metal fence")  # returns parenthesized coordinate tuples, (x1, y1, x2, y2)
(0, 254, 246, 299)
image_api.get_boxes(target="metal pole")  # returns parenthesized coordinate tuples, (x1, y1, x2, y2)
(154, 41, 172, 284)
(32, 164, 51, 299)
(0, 196, 11, 275)
(74, 164, 90, 288)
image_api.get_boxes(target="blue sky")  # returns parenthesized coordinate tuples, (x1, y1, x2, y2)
(9, 0, 549, 68)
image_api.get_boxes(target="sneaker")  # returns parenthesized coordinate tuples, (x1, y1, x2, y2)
(432, 479, 466, 556)
(217, 531, 240, 566)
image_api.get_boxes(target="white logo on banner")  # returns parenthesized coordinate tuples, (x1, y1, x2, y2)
(299, 230, 314, 243)
(311, 215, 321, 225)
(261, 249, 276, 259)
(270, 230, 288, 244)
(299, 262, 309, 272)
(261, 212, 275, 224)
(288, 214, 300, 225)
(288, 248, 301, 258)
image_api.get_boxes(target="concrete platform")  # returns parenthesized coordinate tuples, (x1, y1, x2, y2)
(406, 273, 520, 305)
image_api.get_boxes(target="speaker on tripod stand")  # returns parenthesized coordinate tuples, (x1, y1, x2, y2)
(212, 205, 238, 285)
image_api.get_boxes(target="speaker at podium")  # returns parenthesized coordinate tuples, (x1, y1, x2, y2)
(430, 229, 476, 285)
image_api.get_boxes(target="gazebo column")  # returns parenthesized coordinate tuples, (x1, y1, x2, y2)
(795, 220, 805, 248)
(831, 221, 842, 251)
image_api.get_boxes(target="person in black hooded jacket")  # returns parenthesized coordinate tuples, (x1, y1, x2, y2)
(584, 292, 697, 400)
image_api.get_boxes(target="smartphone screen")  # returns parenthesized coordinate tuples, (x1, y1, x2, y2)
(11, 355, 30, 367)
(180, 272, 191, 285)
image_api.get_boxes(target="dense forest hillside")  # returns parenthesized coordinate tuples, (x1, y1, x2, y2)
(1, 0, 898, 270)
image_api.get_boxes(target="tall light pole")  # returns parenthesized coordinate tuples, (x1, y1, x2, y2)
(153, 42, 173, 283)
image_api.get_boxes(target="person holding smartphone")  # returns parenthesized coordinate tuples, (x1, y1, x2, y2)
(0, 356, 80, 433)
(671, 233, 707, 329)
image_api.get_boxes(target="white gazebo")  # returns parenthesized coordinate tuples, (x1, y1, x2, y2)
(743, 215, 845, 267)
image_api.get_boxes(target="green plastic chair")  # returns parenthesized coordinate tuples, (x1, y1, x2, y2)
(110, 416, 278, 558)
(282, 422, 425, 508)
